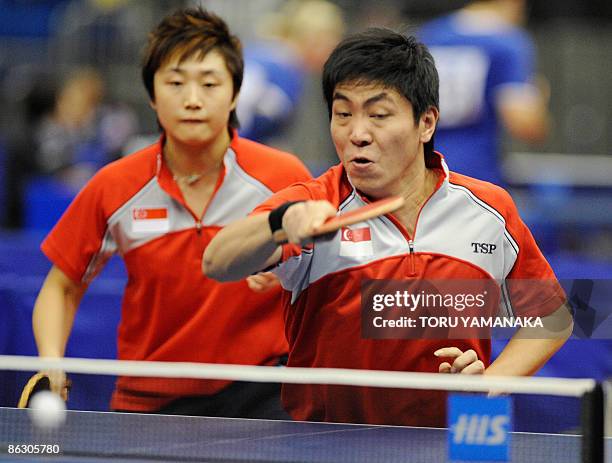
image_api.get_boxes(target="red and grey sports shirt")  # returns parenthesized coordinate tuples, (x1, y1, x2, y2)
(42, 134, 311, 411)
(253, 153, 561, 426)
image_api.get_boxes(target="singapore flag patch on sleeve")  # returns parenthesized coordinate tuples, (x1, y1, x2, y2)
(131, 207, 170, 233)
(339, 226, 373, 257)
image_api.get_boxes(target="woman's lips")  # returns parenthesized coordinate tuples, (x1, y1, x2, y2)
(180, 119, 206, 123)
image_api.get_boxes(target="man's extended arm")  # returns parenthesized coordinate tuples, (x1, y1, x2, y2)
(203, 201, 336, 281)
(484, 303, 573, 376)
(203, 212, 282, 282)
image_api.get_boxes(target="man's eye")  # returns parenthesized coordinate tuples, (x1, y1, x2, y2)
(168, 81, 182, 86)
(335, 112, 351, 118)
(371, 114, 389, 119)
(203, 82, 218, 88)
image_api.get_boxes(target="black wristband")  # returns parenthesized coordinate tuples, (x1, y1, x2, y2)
(268, 201, 303, 235)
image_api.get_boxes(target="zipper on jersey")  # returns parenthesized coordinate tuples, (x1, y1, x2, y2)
(408, 240, 416, 276)
(195, 220, 203, 235)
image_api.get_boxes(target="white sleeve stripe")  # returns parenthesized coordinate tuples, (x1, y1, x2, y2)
(447, 183, 519, 255)
(500, 281, 515, 317)
(82, 228, 116, 283)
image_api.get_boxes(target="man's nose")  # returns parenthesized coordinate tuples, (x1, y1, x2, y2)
(349, 117, 372, 147)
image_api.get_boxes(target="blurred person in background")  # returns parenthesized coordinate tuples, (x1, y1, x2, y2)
(32, 68, 137, 191)
(31, 7, 310, 418)
(418, 0, 551, 186)
(2, 68, 138, 230)
(237, 0, 345, 174)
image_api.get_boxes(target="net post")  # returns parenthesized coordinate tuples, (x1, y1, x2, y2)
(581, 382, 604, 463)
(606, 379, 612, 444)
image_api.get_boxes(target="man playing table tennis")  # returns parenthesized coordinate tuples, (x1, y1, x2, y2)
(203, 29, 572, 426)
(31, 7, 310, 417)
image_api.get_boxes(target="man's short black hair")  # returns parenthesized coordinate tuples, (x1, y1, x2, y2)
(322, 28, 439, 157)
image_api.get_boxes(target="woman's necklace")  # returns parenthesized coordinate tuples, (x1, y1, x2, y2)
(173, 171, 206, 186)
(165, 154, 208, 186)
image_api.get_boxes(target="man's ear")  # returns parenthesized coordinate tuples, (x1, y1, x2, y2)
(419, 106, 439, 143)
(149, 99, 157, 111)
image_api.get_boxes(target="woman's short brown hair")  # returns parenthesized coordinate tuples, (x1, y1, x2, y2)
(142, 7, 243, 129)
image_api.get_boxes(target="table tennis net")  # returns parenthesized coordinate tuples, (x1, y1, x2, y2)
(0, 355, 607, 463)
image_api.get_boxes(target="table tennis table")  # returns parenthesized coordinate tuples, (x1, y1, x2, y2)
(0, 407, 609, 462)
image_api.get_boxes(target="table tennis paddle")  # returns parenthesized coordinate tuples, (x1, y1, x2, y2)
(18, 373, 51, 408)
(17, 372, 71, 408)
(273, 195, 404, 244)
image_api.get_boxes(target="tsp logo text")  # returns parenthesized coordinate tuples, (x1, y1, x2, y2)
(471, 242, 497, 254)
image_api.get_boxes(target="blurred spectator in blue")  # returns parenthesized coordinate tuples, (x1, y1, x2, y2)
(418, 0, 551, 186)
(32, 68, 137, 191)
(237, 42, 303, 144)
(237, 0, 345, 173)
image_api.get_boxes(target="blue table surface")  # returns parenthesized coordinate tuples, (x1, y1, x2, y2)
(0, 407, 609, 463)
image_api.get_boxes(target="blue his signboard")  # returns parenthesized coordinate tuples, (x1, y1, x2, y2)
(448, 394, 512, 461)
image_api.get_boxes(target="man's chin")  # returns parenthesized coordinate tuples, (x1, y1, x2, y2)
(346, 176, 388, 200)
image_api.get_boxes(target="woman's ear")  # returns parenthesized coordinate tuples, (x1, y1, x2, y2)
(230, 91, 240, 112)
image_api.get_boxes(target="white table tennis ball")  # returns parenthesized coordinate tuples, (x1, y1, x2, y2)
(28, 391, 67, 429)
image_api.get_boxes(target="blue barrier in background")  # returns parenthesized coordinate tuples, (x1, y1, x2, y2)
(0, 231, 124, 410)
(492, 253, 612, 432)
(23, 177, 76, 232)
(0, 272, 123, 410)
(0, 140, 7, 227)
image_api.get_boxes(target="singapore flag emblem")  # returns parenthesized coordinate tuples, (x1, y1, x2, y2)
(339, 227, 373, 257)
(131, 207, 169, 233)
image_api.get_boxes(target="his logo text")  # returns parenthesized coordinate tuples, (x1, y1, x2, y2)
(452, 414, 509, 446)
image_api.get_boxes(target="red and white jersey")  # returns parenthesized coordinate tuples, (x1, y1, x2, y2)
(42, 134, 311, 411)
(253, 153, 560, 426)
